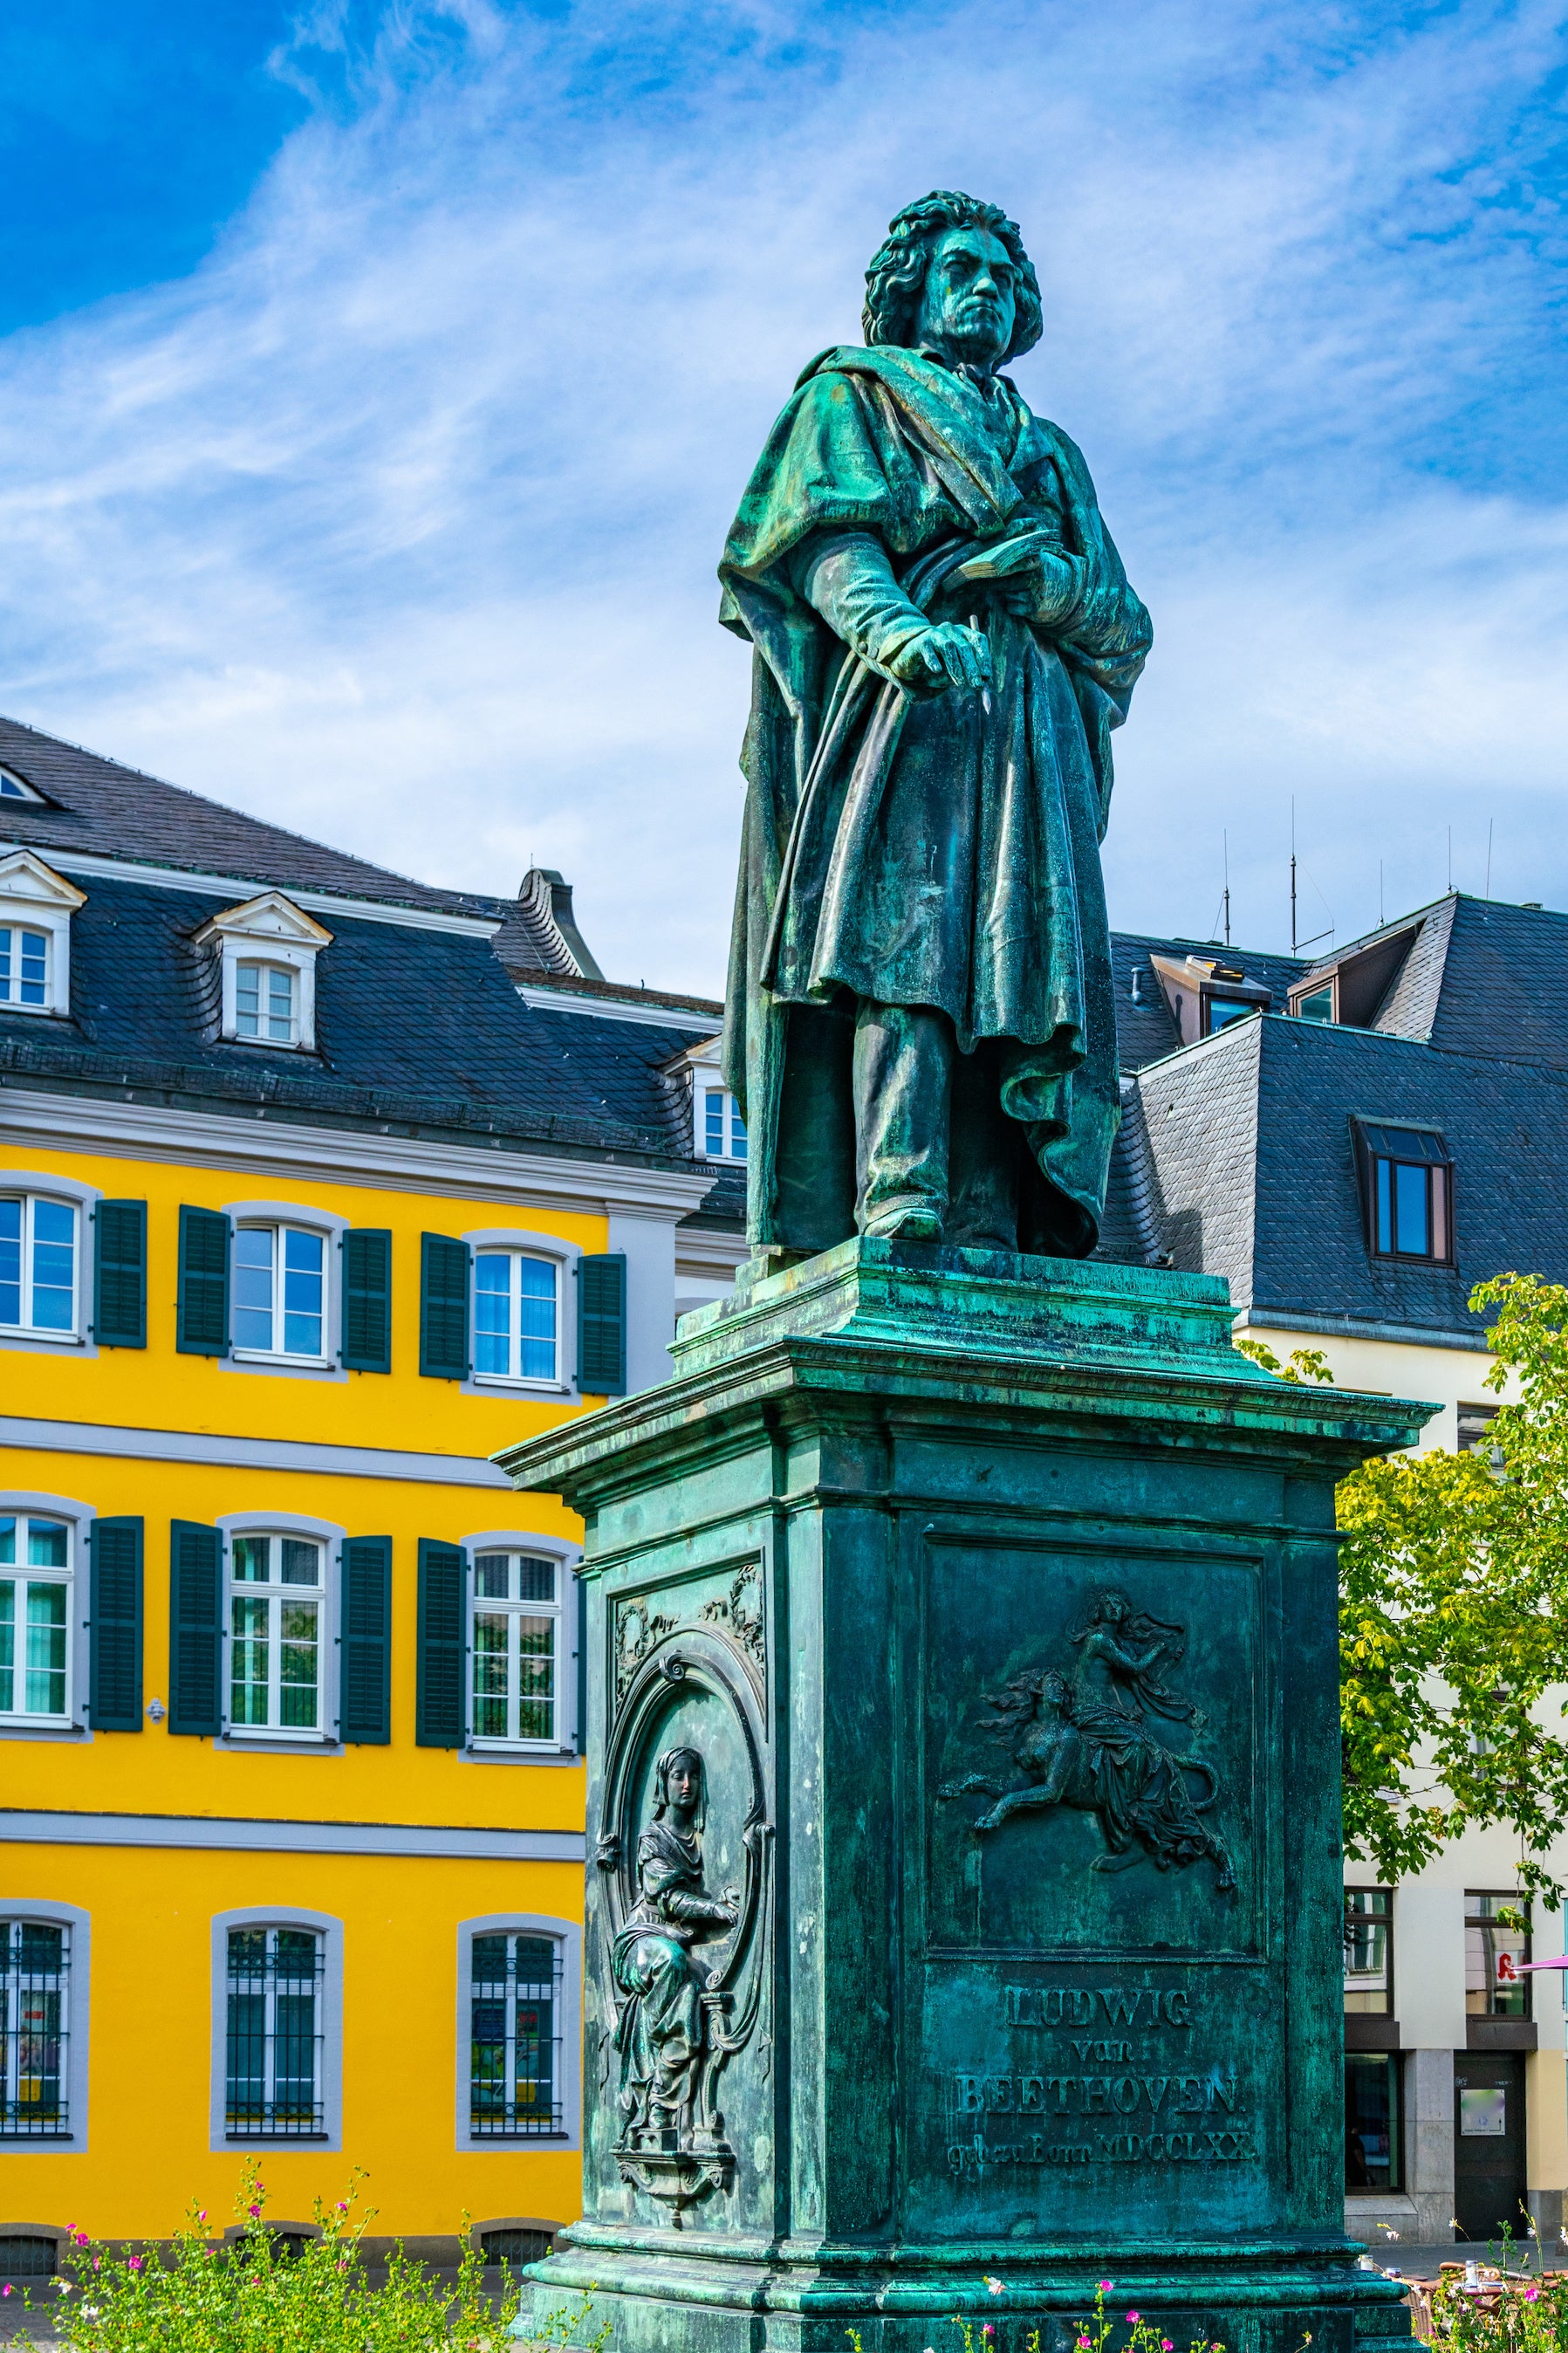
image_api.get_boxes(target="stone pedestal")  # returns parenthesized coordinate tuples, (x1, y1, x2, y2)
(496, 1239, 1433, 2353)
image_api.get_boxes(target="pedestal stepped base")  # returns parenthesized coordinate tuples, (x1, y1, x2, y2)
(496, 1240, 1435, 2353)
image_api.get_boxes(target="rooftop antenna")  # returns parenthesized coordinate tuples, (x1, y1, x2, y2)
(1448, 826, 1453, 895)
(1379, 858, 1385, 928)
(1222, 831, 1231, 947)
(1486, 820, 1494, 899)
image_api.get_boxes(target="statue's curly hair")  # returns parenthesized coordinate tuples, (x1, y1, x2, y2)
(863, 189, 1043, 362)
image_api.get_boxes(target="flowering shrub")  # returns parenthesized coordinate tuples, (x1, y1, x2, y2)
(1430, 2270, 1568, 2351)
(848, 2278, 1222, 2353)
(3, 2171, 606, 2353)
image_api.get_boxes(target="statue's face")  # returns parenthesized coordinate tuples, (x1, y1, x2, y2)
(914, 226, 1017, 369)
(666, 1753, 702, 1810)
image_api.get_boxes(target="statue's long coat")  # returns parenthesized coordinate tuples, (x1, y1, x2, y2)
(719, 343, 1152, 1258)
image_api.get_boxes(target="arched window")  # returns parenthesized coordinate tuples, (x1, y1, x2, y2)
(455, 1914, 580, 2152)
(210, 1909, 341, 2151)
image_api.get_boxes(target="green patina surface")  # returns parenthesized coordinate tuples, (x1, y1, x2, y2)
(497, 1245, 1436, 2353)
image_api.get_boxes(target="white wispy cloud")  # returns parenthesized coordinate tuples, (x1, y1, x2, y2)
(0, 0, 1563, 984)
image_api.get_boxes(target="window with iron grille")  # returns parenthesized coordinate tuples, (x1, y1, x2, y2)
(480, 2227, 553, 2267)
(469, 1933, 564, 2139)
(0, 1918, 69, 2138)
(226, 1926, 326, 2138)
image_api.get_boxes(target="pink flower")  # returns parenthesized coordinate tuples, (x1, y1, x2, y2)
(1099, 2282, 1113, 2294)
(92, 2258, 100, 2272)
(127, 2256, 143, 2273)
(1163, 2341, 1174, 2349)
(1078, 2339, 1092, 2349)
(1524, 2289, 1540, 2304)
(3, 2284, 11, 2297)
(198, 2211, 207, 2224)
(1126, 2315, 1140, 2326)
(248, 2205, 262, 2219)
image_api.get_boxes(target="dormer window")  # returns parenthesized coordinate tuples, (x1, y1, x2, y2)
(1352, 1121, 1454, 1265)
(236, 962, 298, 1046)
(195, 891, 332, 1054)
(1149, 951, 1272, 1046)
(1294, 984, 1336, 1025)
(0, 850, 84, 1019)
(0, 767, 44, 803)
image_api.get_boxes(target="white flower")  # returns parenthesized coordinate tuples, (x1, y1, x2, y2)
(985, 2279, 1005, 2296)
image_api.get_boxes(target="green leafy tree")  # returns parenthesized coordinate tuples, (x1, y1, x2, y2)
(1310, 1273, 1568, 1904)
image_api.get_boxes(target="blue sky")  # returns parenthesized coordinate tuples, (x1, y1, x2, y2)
(1, 0, 1565, 990)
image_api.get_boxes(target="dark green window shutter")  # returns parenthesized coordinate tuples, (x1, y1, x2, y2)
(87, 1517, 143, 1732)
(573, 1570, 586, 1757)
(341, 1229, 393, 1374)
(576, 1252, 627, 1395)
(92, 1201, 147, 1348)
(176, 1206, 230, 1357)
(416, 1540, 467, 1747)
(339, 1536, 392, 1744)
(419, 1235, 469, 1380)
(169, 1520, 223, 1737)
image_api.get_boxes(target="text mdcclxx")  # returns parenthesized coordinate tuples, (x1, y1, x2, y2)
(940, 1589, 1235, 1889)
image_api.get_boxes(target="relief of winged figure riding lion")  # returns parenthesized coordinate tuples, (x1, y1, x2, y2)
(938, 1588, 1235, 1890)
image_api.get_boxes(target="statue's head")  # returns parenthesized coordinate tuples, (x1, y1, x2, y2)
(863, 190, 1043, 370)
(1072, 1588, 1132, 1642)
(653, 1745, 706, 1821)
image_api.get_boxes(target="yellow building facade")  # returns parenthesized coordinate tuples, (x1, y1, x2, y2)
(0, 716, 742, 2267)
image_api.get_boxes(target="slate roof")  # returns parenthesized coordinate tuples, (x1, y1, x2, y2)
(1116, 1005, 1568, 1340)
(0, 867, 731, 1170)
(1111, 930, 1307, 1072)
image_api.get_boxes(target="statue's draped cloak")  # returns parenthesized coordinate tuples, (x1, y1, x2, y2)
(719, 343, 1151, 1256)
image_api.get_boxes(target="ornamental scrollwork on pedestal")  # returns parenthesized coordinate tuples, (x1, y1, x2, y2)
(699, 1563, 765, 1675)
(938, 1587, 1235, 1890)
(613, 1599, 678, 1705)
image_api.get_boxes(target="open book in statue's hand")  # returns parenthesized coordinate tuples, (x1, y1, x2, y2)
(956, 527, 1080, 625)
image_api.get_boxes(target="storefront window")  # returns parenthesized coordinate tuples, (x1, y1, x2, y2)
(1345, 2053, 1400, 2190)
(1345, 1889, 1393, 2014)
(1466, 1891, 1530, 2019)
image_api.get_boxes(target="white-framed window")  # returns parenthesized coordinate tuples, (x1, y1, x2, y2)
(211, 1907, 341, 2151)
(469, 1930, 564, 2139)
(0, 768, 43, 804)
(455, 1913, 581, 2152)
(0, 1195, 78, 1339)
(228, 1532, 328, 1739)
(0, 926, 49, 1010)
(0, 1513, 74, 1726)
(224, 1924, 325, 2139)
(0, 852, 81, 1019)
(232, 1224, 328, 1362)
(1, 1916, 71, 2139)
(473, 1251, 559, 1386)
(235, 961, 298, 1045)
(470, 1550, 564, 1749)
(198, 891, 330, 1055)
(695, 1082, 747, 1163)
(0, 1901, 88, 2147)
